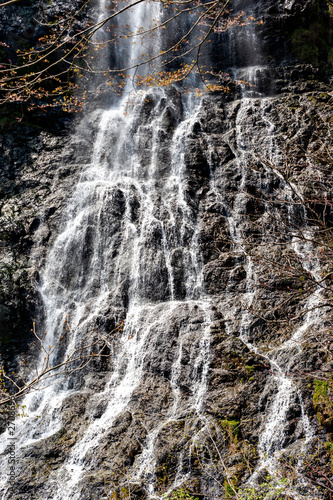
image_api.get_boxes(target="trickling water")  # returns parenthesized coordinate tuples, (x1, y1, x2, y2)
(200, 81, 321, 497)
(0, 1, 327, 499)
(248, 235, 322, 499)
(208, 89, 321, 498)
(0, 1, 214, 498)
(26, 95, 210, 497)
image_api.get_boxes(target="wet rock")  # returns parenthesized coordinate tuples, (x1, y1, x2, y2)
(0, 1, 332, 498)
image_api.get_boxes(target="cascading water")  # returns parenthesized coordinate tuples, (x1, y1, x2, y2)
(0, 1, 214, 498)
(0, 0, 328, 499)
(201, 6, 323, 493)
(217, 96, 322, 498)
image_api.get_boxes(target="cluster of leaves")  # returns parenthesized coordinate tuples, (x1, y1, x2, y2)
(0, 0, 93, 111)
(0, 0, 262, 112)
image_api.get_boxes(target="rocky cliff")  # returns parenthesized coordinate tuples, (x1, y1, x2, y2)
(0, 1, 332, 499)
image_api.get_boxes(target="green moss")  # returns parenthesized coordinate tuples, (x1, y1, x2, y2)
(313, 379, 333, 430)
(325, 442, 333, 474)
(53, 427, 66, 444)
(325, 442, 333, 454)
(313, 380, 328, 403)
(157, 463, 168, 485)
(166, 489, 198, 500)
(291, 12, 332, 67)
(221, 419, 240, 439)
(237, 476, 291, 500)
(319, 92, 330, 100)
(0, 105, 51, 132)
(0, 334, 11, 346)
(224, 478, 237, 499)
(0, 114, 22, 131)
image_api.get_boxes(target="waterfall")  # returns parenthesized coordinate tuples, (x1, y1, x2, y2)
(0, 0, 327, 499)
(201, 7, 322, 490)
(0, 1, 213, 498)
(218, 97, 322, 498)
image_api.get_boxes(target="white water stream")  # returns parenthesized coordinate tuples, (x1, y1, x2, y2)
(223, 98, 321, 498)
(0, 1, 325, 499)
(0, 1, 213, 498)
(202, 86, 322, 498)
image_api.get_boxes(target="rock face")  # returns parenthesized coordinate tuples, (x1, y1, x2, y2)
(0, 1, 332, 499)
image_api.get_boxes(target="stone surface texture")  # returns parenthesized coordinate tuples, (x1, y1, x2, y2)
(0, 0, 332, 499)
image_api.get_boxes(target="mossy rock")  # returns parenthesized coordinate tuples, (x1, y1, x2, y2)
(313, 379, 333, 431)
(224, 478, 237, 499)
